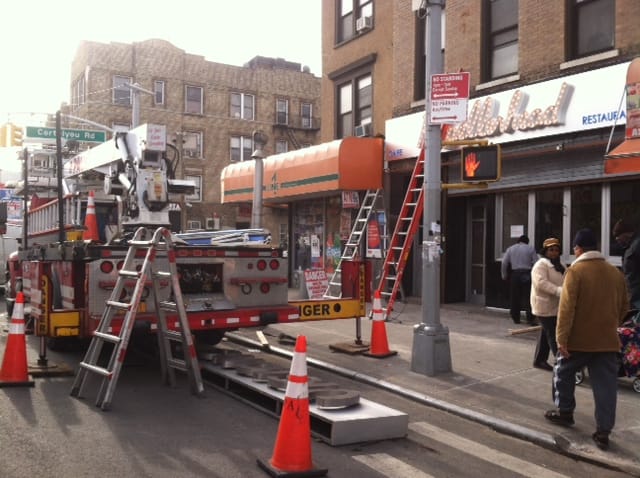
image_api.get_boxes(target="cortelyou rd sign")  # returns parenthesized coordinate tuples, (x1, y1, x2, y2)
(25, 126, 106, 143)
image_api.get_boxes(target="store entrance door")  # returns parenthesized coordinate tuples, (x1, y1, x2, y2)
(467, 199, 487, 305)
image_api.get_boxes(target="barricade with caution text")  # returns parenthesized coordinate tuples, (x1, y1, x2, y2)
(291, 298, 365, 321)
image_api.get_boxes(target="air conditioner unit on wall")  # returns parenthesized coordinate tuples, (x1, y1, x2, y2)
(356, 15, 372, 32)
(354, 123, 371, 137)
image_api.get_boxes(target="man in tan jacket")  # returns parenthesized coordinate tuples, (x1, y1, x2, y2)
(544, 228, 628, 451)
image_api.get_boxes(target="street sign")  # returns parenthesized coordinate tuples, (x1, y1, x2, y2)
(25, 126, 106, 143)
(430, 72, 470, 124)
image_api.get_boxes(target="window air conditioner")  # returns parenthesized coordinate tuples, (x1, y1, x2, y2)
(354, 123, 371, 137)
(356, 15, 372, 32)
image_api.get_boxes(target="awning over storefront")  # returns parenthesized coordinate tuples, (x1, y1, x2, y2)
(221, 137, 384, 203)
(604, 138, 640, 174)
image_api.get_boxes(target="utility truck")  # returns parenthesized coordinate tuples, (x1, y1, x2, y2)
(7, 124, 317, 349)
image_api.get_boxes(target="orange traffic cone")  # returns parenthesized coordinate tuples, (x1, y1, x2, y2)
(83, 190, 100, 242)
(0, 292, 35, 387)
(364, 291, 397, 358)
(257, 335, 327, 477)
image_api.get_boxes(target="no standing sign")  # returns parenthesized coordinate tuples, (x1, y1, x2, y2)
(430, 72, 470, 124)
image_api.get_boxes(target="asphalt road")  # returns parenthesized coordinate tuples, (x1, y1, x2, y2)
(0, 297, 631, 477)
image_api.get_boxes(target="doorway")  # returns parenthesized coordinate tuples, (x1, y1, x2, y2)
(467, 198, 487, 304)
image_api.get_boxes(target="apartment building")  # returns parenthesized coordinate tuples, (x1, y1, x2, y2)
(68, 39, 321, 243)
(322, 0, 640, 308)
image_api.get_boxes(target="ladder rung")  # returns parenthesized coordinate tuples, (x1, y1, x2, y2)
(93, 331, 121, 344)
(107, 300, 132, 310)
(153, 271, 171, 278)
(119, 270, 139, 278)
(380, 291, 392, 297)
(79, 362, 112, 377)
(328, 281, 342, 287)
(167, 358, 187, 371)
(159, 301, 177, 312)
(129, 240, 153, 247)
(164, 330, 183, 341)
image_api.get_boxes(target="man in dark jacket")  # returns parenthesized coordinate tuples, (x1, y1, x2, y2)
(612, 219, 640, 310)
(501, 235, 539, 325)
(544, 228, 628, 451)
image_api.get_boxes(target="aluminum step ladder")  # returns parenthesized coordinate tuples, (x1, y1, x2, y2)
(375, 149, 425, 318)
(70, 226, 204, 410)
(324, 189, 382, 299)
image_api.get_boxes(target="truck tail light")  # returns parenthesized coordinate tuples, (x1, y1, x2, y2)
(100, 261, 114, 274)
(269, 259, 280, 270)
(260, 282, 270, 294)
(257, 259, 267, 271)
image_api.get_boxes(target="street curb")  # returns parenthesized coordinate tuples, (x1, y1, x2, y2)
(226, 332, 640, 476)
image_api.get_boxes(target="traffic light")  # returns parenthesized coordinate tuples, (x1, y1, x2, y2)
(9, 123, 24, 147)
(461, 144, 501, 182)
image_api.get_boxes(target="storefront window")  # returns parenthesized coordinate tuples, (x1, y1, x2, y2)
(501, 190, 529, 252)
(292, 195, 356, 275)
(535, 188, 563, 251)
(610, 179, 640, 256)
(570, 184, 601, 248)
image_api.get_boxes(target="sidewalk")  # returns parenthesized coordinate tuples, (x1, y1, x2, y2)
(231, 295, 640, 476)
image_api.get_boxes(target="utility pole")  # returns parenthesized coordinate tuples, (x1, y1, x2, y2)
(411, 0, 452, 376)
(251, 131, 267, 229)
(128, 83, 154, 128)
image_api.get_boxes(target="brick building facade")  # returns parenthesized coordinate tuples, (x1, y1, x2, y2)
(321, 0, 640, 307)
(68, 39, 321, 242)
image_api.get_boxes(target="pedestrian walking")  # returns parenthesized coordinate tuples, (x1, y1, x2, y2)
(612, 219, 640, 310)
(530, 237, 565, 371)
(544, 228, 628, 451)
(501, 235, 539, 325)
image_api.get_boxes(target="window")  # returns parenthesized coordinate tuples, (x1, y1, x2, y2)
(337, 0, 373, 43)
(230, 135, 253, 162)
(483, 0, 518, 81)
(337, 73, 372, 138)
(609, 180, 640, 255)
(113, 75, 132, 105)
(185, 85, 203, 114)
(501, 190, 528, 253)
(569, 0, 614, 59)
(276, 98, 289, 125)
(182, 131, 203, 159)
(535, 188, 564, 252)
(73, 75, 85, 107)
(230, 92, 255, 120)
(301, 103, 313, 128)
(154, 80, 165, 106)
(570, 184, 601, 249)
(185, 174, 202, 202)
(276, 139, 288, 154)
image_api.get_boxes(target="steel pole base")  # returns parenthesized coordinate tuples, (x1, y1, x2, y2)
(410, 323, 452, 376)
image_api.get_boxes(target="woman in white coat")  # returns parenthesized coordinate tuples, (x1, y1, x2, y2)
(531, 237, 566, 371)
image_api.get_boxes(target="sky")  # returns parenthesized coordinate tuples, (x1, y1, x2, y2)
(0, 0, 322, 176)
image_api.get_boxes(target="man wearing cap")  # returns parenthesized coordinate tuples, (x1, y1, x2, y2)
(544, 228, 628, 451)
(612, 219, 640, 310)
(501, 235, 539, 325)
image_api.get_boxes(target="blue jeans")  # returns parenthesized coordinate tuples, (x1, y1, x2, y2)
(552, 351, 618, 433)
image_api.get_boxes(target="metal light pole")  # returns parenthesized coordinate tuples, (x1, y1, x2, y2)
(251, 131, 267, 229)
(128, 83, 154, 128)
(411, 0, 452, 376)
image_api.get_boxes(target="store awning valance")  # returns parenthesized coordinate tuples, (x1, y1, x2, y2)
(604, 138, 640, 174)
(221, 137, 384, 203)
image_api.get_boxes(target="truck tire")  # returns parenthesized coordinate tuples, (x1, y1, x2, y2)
(195, 330, 226, 347)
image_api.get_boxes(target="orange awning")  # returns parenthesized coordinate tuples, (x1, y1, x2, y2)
(221, 137, 384, 203)
(604, 138, 640, 174)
